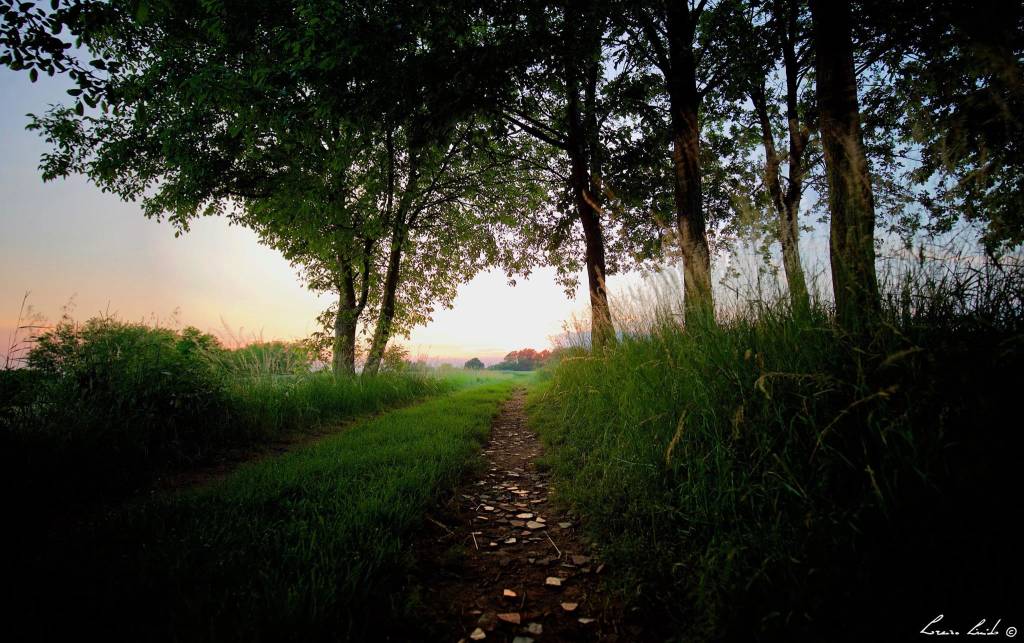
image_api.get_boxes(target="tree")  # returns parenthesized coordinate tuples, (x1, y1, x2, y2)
(464, 357, 485, 370)
(856, 0, 1024, 254)
(240, 118, 538, 377)
(731, 0, 813, 314)
(489, 348, 551, 371)
(497, 1, 618, 346)
(360, 119, 543, 374)
(492, 1, 678, 349)
(808, 0, 880, 330)
(2, 0, 540, 373)
(232, 119, 386, 376)
(618, 0, 735, 323)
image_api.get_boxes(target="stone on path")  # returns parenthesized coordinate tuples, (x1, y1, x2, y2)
(477, 612, 497, 630)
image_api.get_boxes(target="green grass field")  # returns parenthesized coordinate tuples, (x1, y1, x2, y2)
(1, 317, 526, 515)
(10, 375, 526, 642)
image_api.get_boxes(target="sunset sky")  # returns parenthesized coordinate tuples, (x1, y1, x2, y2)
(0, 68, 628, 364)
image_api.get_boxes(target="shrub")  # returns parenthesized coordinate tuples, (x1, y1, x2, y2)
(24, 316, 228, 451)
(0, 318, 229, 501)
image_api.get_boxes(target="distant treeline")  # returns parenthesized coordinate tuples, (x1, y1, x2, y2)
(464, 348, 552, 371)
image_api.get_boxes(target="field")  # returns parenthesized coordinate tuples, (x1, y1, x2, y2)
(0, 316, 537, 639)
(1, 264, 1020, 642)
(0, 318, 484, 512)
(7, 371, 529, 641)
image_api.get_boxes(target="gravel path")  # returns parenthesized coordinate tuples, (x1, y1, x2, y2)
(409, 388, 643, 642)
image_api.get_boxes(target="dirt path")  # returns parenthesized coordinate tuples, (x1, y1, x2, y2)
(408, 389, 643, 643)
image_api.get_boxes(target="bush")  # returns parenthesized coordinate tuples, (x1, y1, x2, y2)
(528, 259, 1023, 640)
(0, 318, 228, 505)
(25, 317, 227, 443)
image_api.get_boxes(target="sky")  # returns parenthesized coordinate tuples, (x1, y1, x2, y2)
(0, 68, 617, 365)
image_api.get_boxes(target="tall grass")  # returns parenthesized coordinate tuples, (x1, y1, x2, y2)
(224, 371, 451, 438)
(528, 254, 1023, 640)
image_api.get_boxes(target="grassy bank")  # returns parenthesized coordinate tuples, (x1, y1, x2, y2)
(10, 378, 519, 642)
(528, 266, 1022, 640)
(0, 317, 458, 511)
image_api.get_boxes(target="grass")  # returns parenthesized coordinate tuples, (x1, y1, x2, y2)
(0, 316, 471, 512)
(527, 259, 1023, 640)
(9, 377, 522, 642)
(430, 367, 539, 389)
(1, 369, 457, 512)
(223, 370, 460, 440)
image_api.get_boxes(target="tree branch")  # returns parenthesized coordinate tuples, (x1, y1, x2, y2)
(499, 110, 569, 150)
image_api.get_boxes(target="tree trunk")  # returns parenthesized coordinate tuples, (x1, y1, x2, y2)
(778, 189, 809, 314)
(809, 0, 880, 330)
(332, 261, 358, 376)
(779, 8, 812, 316)
(665, 5, 714, 325)
(564, 13, 615, 348)
(362, 129, 406, 376)
(752, 77, 810, 314)
(574, 164, 614, 347)
(362, 217, 406, 375)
